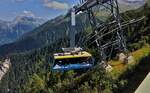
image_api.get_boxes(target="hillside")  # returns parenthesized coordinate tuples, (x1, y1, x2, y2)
(0, 3, 149, 93)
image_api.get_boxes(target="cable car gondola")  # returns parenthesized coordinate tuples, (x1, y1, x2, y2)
(52, 48, 94, 71)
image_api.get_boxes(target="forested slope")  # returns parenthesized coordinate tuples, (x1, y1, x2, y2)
(0, 3, 150, 93)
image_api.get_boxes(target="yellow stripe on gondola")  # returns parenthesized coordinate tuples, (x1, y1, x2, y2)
(54, 51, 92, 59)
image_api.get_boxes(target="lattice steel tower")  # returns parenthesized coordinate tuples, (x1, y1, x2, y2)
(73, 0, 128, 62)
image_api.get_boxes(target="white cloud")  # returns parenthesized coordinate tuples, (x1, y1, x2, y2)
(43, 0, 69, 10)
(22, 10, 35, 17)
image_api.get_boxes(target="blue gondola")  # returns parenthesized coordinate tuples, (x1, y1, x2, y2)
(52, 48, 94, 71)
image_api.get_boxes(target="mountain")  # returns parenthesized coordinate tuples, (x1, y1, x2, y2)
(0, 14, 90, 56)
(0, 15, 46, 46)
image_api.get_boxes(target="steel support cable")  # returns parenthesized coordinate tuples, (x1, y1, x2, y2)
(88, 18, 144, 47)
(83, 21, 127, 47)
(100, 39, 120, 49)
(100, 39, 119, 60)
(82, 19, 118, 44)
(83, 20, 132, 44)
(82, 15, 130, 44)
(84, 21, 117, 42)
(98, 40, 120, 61)
(87, 26, 128, 47)
(83, 22, 105, 37)
(86, 17, 145, 46)
(82, 27, 107, 45)
(86, 8, 139, 40)
(101, 32, 116, 59)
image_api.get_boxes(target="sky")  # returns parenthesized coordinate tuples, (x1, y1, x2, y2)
(0, 0, 78, 21)
(0, 0, 145, 21)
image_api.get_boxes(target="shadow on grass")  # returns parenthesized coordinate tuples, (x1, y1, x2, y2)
(116, 54, 150, 93)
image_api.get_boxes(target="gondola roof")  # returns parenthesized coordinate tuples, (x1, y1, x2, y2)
(54, 51, 92, 60)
